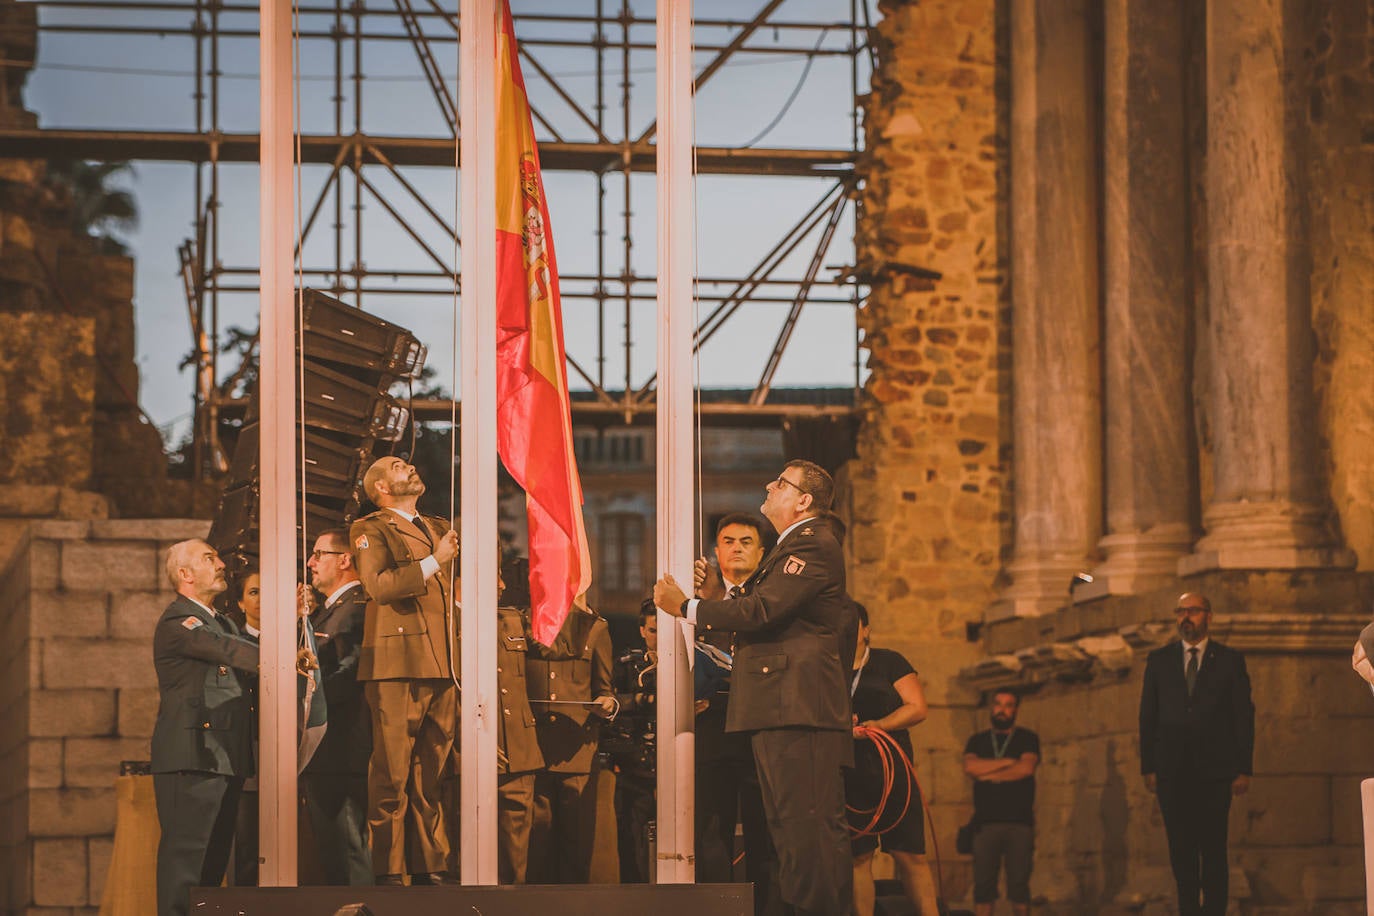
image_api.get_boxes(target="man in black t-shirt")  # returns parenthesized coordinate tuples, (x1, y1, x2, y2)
(962, 689, 1040, 916)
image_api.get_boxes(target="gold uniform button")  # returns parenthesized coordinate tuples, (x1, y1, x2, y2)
(761, 666, 770, 673)
(550, 672, 557, 680)
(218, 666, 228, 675)
(497, 666, 503, 674)
(202, 722, 210, 729)
(504, 708, 511, 716)
(500, 687, 508, 695)
(550, 693, 558, 701)
(397, 626, 405, 633)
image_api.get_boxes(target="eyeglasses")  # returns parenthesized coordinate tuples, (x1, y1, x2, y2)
(772, 475, 808, 495)
(310, 549, 346, 560)
(1174, 606, 1208, 614)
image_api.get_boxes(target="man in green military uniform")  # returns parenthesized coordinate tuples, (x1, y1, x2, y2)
(495, 603, 544, 883)
(525, 601, 616, 883)
(151, 539, 261, 916)
(350, 456, 460, 885)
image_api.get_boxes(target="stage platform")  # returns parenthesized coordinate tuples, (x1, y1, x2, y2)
(194, 883, 753, 915)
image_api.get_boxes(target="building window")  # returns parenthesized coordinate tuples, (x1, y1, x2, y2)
(599, 512, 647, 596)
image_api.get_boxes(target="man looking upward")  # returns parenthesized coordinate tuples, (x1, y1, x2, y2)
(656, 460, 854, 916)
(350, 456, 460, 885)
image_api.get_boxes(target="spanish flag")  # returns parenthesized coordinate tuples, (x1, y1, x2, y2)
(494, 0, 591, 645)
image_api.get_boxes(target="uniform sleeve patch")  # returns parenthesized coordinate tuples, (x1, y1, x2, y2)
(355, 534, 369, 550)
(783, 556, 806, 575)
(181, 616, 205, 631)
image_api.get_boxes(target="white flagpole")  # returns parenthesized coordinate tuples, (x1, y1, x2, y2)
(459, 0, 500, 885)
(257, 0, 298, 886)
(655, 0, 696, 884)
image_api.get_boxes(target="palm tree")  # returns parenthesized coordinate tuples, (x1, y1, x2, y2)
(44, 159, 139, 255)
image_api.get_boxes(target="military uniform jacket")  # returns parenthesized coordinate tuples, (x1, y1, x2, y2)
(525, 609, 614, 774)
(1139, 638, 1255, 782)
(350, 509, 458, 681)
(304, 582, 371, 777)
(497, 607, 543, 775)
(151, 595, 260, 777)
(696, 518, 852, 734)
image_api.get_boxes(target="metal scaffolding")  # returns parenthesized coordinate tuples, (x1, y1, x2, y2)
(9, 0, 875, 477)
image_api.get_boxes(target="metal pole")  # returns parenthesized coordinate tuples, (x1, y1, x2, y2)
(655, 0, 695, 885)
(256, 0, 298, 887)
(1363, 778, 1374, 914)
(458, 0, 500, 886)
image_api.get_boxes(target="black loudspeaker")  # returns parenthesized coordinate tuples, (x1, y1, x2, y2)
(208, 290, 426, 564)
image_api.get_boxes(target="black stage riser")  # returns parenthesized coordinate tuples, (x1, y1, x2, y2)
(195, 883, 752, 915)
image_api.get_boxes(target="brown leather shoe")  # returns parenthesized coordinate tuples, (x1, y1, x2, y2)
(411, 871, 458, 886)
(375, 874, 405, 886)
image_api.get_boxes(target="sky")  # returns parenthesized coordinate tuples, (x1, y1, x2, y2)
(24, 0, 875, 445)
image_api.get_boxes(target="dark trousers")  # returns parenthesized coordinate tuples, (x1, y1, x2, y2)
(752, 728, 853, 916)
(615, 772, 655, 883)
(363, 678, 456, 877)
(498, 772, 538, 884)
(1157, 776, 1233, 916)
(153, 771, 244, 916)
(697, 737, 780, 913)
(303, 773, 373, 886)
(528, 768, 599, 883)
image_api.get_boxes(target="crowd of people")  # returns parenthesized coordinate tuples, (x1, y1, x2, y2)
(150, 455, 1256, 916)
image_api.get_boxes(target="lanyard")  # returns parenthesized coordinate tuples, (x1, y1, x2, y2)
(850, 647, 870, 698)
(990, 727, 1016, 759)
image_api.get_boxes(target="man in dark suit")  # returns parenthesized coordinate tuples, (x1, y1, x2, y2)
(524, 602, 616, 884)
(1139, 592, 1254, 916)
(656, 459, 855, 916)
(350, 456, 460, 885)
(151, 539, 261, 916)
(302, 528, 372, 886)
(693, 513, 781, 914)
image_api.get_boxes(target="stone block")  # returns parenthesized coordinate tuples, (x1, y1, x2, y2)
(1253, 715, 1374, 775)
(90, 519, 209, 542)
(28, 541, 60, 591)
(0, 486, 63, 518)
(41, 640, 152, 691)
(108, 591, 166, 640)
(28, 592, 108, 639)
(27, 522, 90, 541)
(29, 739, 62, 789)
(55, 490, 108, 521)
(1235, 846, 1363, 905)
(1302, 864, 1363, 902)
(1240, 775, 1332, 847)
(59, 543, 156, 592)
(1331, 777, 1363, 846)
(27, 788, 115, 836)
(115, 688, 159, 739)
(30, 690, 115, 738)
(63, 738, 148, 789)
(87, 837, 112, 909)
(32, 837, 87, 907)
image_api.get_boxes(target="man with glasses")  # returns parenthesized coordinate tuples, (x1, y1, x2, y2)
(301, 528, 373, 885)
(1139, 593, 1254, 916)
(655, 460, 856, 916)
(350, 457, 461, 885)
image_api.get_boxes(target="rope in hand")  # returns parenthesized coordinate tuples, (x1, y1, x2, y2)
(848, 725, 947, 905)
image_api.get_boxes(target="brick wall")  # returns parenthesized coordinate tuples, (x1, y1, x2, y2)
(0, 517, 209, 915)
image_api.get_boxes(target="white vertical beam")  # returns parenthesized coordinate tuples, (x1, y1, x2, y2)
(257, 0, 298, 887)
(459, 0, 500, 886)
(1363, 778, 1374, 913)
(655, 0, 696, 885)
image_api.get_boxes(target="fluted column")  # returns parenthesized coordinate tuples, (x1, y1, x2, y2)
(1093, 0, 1195, 594)
(998, 0, 1101, 617)
(1183, 0, 1354, 574)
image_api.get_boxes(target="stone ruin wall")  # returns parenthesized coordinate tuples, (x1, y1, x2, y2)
(850, 0, 1007, 901)
(853, 0, 1374, 912)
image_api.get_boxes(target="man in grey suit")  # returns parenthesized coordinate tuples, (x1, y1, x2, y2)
(152, 539, 261, 916)
(656, 459, 855, 916)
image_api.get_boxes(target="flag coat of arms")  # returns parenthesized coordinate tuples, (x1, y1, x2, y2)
(494, 0, 592, 645)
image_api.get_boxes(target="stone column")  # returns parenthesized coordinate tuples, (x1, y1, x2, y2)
(999, 0, 1102, 616)
(1183, 0, 1354, 573)
(1092, 0, 1195, 594)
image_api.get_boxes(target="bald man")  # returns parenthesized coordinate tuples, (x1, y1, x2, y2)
(349, 457, 460, 885)
(151, 540, 260, 916)
(1139, 592, 1254, 916)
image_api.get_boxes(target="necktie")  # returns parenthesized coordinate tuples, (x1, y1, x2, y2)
(728, 585, 742, 599)
(1186, 647, 1199, 696)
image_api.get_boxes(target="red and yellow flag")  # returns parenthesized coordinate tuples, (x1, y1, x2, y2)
(494, 0, 591, 645)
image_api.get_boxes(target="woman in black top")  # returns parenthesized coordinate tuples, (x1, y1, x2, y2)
(847, 603, 942, 916)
